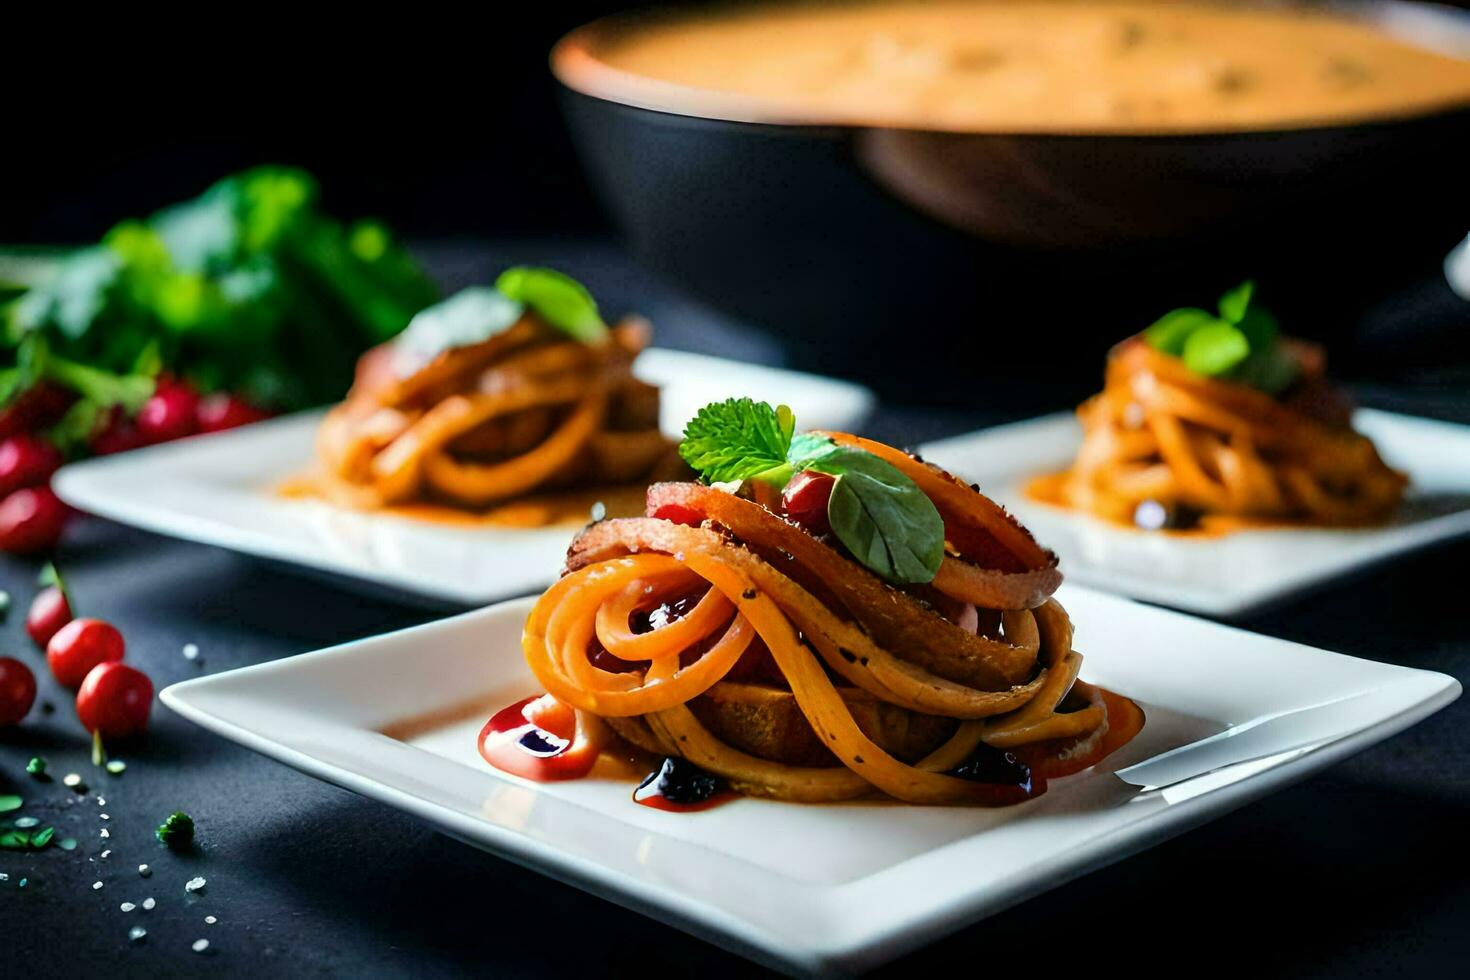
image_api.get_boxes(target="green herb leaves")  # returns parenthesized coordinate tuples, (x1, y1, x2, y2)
(495, 267, 608, 343)
(1, 827, 56, 851)
(1141, 307, 1216, 356)
(156, 811, 195, 849)
(1182, 320, 1251, 377)
(1143, 281, 1298, 394)
(679, 399, 945, 583)
(0, 795, 54, 851)
(2, 166, 439, 413)
(391, 268, 610, 373)
(680, 398, 797, 486)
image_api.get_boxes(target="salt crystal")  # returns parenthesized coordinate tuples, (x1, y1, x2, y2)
(101, 849, 111, 859)
(205, 915, 217, 924)
(142, 897, 156, 910)
(14, 816, 39, 828)
(100, 829, 110, 839)
(192, 939, 210, 953)
(120, 902, 136, 912)
(183, 643, 200, 660)
(129, 926, 147, 943)
(97, 797, 106, 806)
(138, 864, 151, 877)
(92, 881, 104, 890)
(63, 773, 82, 787)
(100, 813, 110, 820)
(185, 876, 206, 893)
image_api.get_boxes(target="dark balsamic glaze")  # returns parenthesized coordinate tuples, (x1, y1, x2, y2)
(946, 742, 1035, 790)
(517, 727, 570, 757)
(589, 594, 708, 674)
(630, 595, 700, 633)
(634, 757, 737, 812)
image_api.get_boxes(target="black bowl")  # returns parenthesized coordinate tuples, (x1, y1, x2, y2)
(554, 2, 1470, 407)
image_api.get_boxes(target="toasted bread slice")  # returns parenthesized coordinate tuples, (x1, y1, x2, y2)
(606, 681, 957, 767)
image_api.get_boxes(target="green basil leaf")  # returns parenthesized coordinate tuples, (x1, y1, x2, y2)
(1182, 321, 1251, 376)
(803, 448, 945, 584)
(391, 287, 524, 375)
(786, 431, 838, 468)
(1217, 280, 1255, 324)
(495, 267, 608, 343)
(1144, 307, 1217, 356)
(29, 826, 54, 849)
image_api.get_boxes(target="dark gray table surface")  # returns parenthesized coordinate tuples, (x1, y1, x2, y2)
(2, 243, 1467, 977)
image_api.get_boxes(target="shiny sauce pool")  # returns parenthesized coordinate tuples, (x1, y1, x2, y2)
(478, 695, 599, 781)
(633, 756, 738, 812)
(480, 695, 737, 810)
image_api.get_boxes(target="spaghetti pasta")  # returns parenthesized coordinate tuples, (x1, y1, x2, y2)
(1030, 338, 1406, 531)
(315, 313, 678, 510)
(517, 435, 1144, 806)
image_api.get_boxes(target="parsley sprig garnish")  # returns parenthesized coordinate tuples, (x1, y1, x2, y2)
(1143, 280, 1298, 393)
(679, 399, 945, 584)
(679, 399, 797, 487)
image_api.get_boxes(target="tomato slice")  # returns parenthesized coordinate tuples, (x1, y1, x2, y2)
(651, 503, 705, 526)
(1016, 689, 1146, 780)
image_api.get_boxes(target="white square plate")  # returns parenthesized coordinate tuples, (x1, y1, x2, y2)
(53, 349, 873, 606)
(161, 588, 1458, 974)
(920, 409, 1470, 616)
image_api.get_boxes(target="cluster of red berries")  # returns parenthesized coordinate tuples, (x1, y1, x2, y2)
(0, 379, 269, 554)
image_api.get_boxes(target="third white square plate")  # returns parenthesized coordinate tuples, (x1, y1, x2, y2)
(920, 409, 1470, 616)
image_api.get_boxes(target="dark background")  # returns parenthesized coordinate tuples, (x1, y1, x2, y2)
(1, 6, 630, 245)
(6, 1, 1469, 409)
(4, 0, 1469, 247)
(1, 4, 1469, 978)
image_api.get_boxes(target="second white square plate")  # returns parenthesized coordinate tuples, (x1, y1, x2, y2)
(920, 409, 1470, 616)
(160, 587, 1459, 973)
(53, 349, 873, 606)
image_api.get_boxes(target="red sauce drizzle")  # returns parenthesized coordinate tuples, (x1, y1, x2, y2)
(478, 695, 598, 782)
